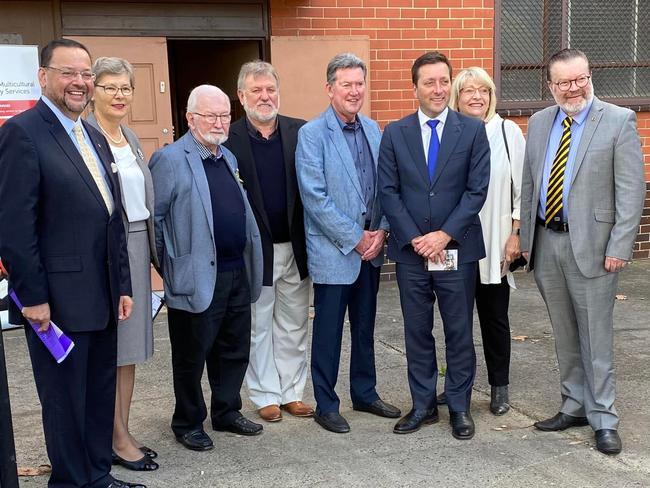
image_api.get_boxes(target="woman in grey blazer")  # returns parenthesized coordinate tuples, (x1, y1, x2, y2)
(88, 57, 159, 472)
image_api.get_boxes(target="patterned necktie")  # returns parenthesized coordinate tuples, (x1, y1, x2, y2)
(426, 119, 440, 182)
(72, 123, 114, 214)
(545, 116, 572, 225)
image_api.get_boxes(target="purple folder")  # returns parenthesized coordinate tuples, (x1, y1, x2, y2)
(9, 290, 74, 363)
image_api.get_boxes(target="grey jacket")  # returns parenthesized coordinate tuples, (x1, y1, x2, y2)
(520, 97, 645, 278)
(149, 131, 263, 313)
(85, 112, 159, 268)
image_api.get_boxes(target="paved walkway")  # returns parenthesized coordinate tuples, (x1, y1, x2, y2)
(6, 261, 650, 487)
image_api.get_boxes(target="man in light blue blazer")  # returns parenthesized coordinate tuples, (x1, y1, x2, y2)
(150, 85, 263, 451)
(296, 53, 401, 434)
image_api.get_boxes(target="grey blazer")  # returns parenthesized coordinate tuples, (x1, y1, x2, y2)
(149, 131, 263, 313)
(85, 112, 159, 268)
(520, 97, 645, 278)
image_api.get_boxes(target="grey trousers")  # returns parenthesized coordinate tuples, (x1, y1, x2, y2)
(533, 225, 619, 430)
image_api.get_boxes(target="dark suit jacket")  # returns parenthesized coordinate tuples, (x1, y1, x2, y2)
(224, 115, 308, 286)
(0, 99, 131, 333)
(378, 109, 490, 265)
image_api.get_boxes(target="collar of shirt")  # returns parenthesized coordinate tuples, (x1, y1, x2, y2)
(41, 95, 79, 137)
(245, 116, 279, 141)
(418, 106, 448, 131)
(334, 111, 360, 131)
(190, 131, 222, 160)
(555, 97, 594, 128)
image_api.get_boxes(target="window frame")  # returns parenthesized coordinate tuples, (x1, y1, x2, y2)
(494, 0, 650, 113)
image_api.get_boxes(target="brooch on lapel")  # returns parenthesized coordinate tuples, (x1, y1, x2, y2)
(137, 148, 145, 160)
(111, 163, 119, 174)
(235, 168, 244, 186)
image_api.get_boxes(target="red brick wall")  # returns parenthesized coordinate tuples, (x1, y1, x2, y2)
(270, 0, 650, 264)
(271, 0, 494, 129)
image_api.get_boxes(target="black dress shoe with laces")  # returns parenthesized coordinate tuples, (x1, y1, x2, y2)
(489, 385, 510, 416)
(393, 408, 439, 434)
(215, 415, 263, 436)
(107, 479, 147, 488)
(175, 429, 214, 451)
(450, 411, 475, 440)
(353, 398, 401, 418)
(534, 412, 589, 431)
(595, 429, 622, 455)
(314, 412, 350, 433)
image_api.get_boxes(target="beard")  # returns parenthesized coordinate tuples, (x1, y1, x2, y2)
(202, 132, 228, 146)
(243, 100, 278, 123)
(556, 89, 593, 116)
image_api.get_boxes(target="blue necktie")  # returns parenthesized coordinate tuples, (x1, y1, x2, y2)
(426, 119, 440, 182)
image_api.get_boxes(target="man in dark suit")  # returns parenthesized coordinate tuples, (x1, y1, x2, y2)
(0, 39, 139, 488)
(224, 61, 313, 423)
(378, 51, 490, 439)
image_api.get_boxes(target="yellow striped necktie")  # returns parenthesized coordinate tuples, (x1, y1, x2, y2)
(545, 116, 572, 225)
(72, 123, 114, 214)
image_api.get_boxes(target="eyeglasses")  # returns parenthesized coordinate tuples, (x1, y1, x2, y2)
(460, 86, 491, 97)
(43, 66, 95, 81)
(191, 112, 232, 124)
(95, 84, 134, 97)
(551, 75, 591, 92)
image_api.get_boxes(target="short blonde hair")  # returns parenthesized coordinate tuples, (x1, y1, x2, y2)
(449, 67, 497, 122)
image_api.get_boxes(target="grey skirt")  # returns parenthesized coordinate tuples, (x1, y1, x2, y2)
(117, 219, 153, 366)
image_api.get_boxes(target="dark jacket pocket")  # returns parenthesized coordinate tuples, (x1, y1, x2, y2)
(44, 256, 82, 273)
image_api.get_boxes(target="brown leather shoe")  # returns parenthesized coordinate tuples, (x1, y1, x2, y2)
(281, 401, 314, 417)
(258, 405, 282, 422)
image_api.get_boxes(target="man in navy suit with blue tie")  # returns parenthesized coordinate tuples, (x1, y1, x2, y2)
(378, 52, 490, 439)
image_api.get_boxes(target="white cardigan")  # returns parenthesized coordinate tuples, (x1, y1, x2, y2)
(478, 114, 526, 286)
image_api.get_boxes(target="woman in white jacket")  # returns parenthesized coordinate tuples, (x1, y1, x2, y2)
(442, 67, 526, 415)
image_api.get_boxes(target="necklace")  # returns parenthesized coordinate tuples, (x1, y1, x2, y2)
(97, 119, 124, 145)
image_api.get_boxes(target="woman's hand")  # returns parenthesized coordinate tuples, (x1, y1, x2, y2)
(504, 234, 521, 263)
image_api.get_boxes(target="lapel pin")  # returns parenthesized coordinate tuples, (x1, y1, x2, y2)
(111, 163, 119, 174)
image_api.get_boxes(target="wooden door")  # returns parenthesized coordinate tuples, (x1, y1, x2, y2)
(67, 36, 174, 159)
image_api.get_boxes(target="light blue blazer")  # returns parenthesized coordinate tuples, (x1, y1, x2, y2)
(149, 131, 263, 313)
(296, 106, 387, 285)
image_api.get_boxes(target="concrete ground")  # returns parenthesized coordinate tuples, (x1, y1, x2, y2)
(5, 260, 650, 487)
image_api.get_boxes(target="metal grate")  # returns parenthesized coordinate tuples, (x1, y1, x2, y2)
(500, 0, 650, 102)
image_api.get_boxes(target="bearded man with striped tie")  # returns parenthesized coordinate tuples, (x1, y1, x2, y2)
(520, 48, 645, 455)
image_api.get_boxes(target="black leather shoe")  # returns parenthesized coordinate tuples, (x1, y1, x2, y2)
(215, 415, 263, 436)
(314, 412, 350, 433)
(450, 411, 475, 440)
(353, 398, 401, 418)
(490, 385, 510, 416)
(595, 429, 622, 455)
(107, 480, 147, 488)
(175, 429, 214, 451)
(437, 392, 447, 405)
(393, 408, 439, 434)
(534, 412, 589, 431)
(139, 446, 157, 459)
(112, 451, 158, 471)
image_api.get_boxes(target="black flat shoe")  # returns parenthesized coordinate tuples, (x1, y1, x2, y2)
(175, 429, 214, 451)
(139, 446, 157, 459)
(353, 398, 401, 418)
(449, 411, 475, 440)
(112, 451, 158, 471)
(437, 392, 447, 405)
(393, 408, 439, 434)
(490, 385, 510, 416)
(595, 429, 622, 455)
(534, 412, 589, 431)
(313, 412, 350, 433)
(108, 479, 146, 488)
(214, 415, 263, 436)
